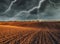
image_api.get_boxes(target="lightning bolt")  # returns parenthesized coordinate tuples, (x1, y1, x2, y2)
(3, 0, 17, 14)
(14, 0, 45, 17)
(9, 0, 45, 20)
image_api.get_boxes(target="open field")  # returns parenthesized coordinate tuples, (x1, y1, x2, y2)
(0, 21, 60, 44)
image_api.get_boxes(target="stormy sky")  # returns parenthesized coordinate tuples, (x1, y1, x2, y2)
(0, 0, 60, 21)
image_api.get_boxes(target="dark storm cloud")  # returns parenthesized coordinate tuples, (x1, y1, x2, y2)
(0, 0, 60, 21)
